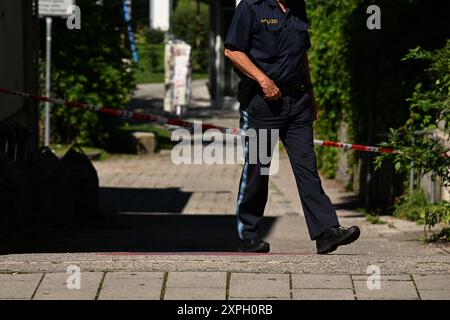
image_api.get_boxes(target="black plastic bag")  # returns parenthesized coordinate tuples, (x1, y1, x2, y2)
(26, 147, 75, 227)
(61, 145, 99, 218)
(0, 122, 16, 158)
(0, 155, 31, 251)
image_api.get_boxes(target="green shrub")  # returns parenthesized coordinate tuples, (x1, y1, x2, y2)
(173, 0, 209, 73)
(429, 228, 450, 242)
(306, 0, 449, 190)
(393, 189, 429, 222)
(365, 214, 387, 225)
(47, 0, 135, 147)
(134, 0, 211, 84)
(134, 27, 165, 84)
(307, 1, 356, 178)
(144, 27, 166, 44)
(393, 189, 450, 241)
(420, 202, 450, 241)
(375, 41, 450, 187)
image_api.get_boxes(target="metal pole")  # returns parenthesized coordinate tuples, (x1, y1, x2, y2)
(409, 160, 415, 194)
(44, 17, 52, 147)
(409, 135, 415, 194)
(169, 0, 173, 39)
(431, 172, 436, 204)
(431, 131, 438, 203)
(214, 0, 221, 109)
(149, 0, 154, 29)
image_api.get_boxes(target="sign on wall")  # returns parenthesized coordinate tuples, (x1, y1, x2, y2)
(39, 0, 74, 17)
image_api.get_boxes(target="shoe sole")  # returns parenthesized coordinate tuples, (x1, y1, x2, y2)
(317, 228, 361, 255)
(238, 244, 271, 254)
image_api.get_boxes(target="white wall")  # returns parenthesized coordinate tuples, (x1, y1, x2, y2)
(150, 0, 170, 31)
(0, 1, 24, 120)
(0, 0, 39, 153)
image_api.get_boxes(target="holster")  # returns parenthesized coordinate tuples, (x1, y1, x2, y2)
(237, 77, 259, 106)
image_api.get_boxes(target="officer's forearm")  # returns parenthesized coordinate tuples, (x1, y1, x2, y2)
(224, 48, 268, 85)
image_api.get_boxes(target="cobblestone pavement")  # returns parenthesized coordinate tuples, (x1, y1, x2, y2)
(0, 151, 449, 300)
(1, 81, 449, 300)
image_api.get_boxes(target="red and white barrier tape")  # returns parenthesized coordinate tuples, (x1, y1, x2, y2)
(0, 86, 399, 155)
(314, 140, 397, 155)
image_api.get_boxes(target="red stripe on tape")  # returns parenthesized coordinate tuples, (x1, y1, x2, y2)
(0, 86, 414, 156)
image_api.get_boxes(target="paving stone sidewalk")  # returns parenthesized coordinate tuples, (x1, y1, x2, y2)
(0, 151, 449, 300)
(1, 271, 450, 300)
(0, 81, 449, 300)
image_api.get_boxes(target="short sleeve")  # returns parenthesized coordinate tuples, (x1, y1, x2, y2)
(298, 0, 309, 24)
(224, 1, 254, 52)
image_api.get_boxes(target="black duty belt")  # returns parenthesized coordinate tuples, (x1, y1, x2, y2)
(237, 78, 308, 105)
(279, 83, 308, 97)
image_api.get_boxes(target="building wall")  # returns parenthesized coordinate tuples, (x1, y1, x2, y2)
(0, 0, 39, 152)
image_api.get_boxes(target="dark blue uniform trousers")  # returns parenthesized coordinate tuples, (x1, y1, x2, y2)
(236, 91, 340, 241)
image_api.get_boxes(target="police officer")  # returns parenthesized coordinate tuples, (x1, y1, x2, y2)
(224, 0, 360, 254)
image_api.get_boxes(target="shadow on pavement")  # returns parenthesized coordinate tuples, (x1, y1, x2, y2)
(129, 97, 165, 115)
(184, 107, 239, 120)
(333, 195, 362, 211)
(100, 187, 191, 213)
(129, 98, 238, 119)
(20, 214, 278, 254)
(10, 187, 277, 254)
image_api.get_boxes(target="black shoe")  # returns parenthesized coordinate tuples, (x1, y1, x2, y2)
(316, 226, 360, 255)
(238, 238, 270, 253)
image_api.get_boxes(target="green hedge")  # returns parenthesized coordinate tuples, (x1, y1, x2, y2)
(375, 41, 450, 187)
(306, 0, 449, 210)
(46, 0, 135, 148)
(134, 27, 166, 84)
(393, 189, 450, 242)
(173, 0, 209, 73)
(307, 1, 357, 178)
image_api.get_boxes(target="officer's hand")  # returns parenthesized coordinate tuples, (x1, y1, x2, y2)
(259, 77, 281, 101)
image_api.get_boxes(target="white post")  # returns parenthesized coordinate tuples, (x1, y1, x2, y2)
(214, 0, 222, 108)
(409, 135, 415, 194)
(169, 0, 173, 39)
(44, 17, 52, 147)
(431, 131, 438, 203)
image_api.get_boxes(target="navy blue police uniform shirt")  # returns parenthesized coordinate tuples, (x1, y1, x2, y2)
(225, 0, 311, 88)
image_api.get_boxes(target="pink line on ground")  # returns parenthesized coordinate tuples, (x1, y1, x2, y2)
(94, 252, 316, 257)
